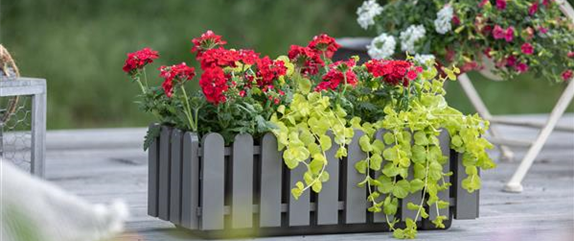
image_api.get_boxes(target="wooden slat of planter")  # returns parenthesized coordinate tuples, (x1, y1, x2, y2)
(201, 133, 225, 230)
(345, 129, 367, 224)
(289, 163, 310, 226)
(147, 124, 160, 217)
(317, 133, 339, 225)
(169, 130, 183, 224)
(455, 153, 479, 219)
(430, 131, 451, 220)
(259, 133, 282, 227)
(372, 130, 392, 223)
(231, 134, 254, 229)
(158, 126, 172, 220)
(180, 132, 199, 230)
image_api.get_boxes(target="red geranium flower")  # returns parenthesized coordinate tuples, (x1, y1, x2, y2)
(122, 48, 159, 74)
(562, 70, 573, 81)
(256, 56, 287, 88)
(521, 43, 534, 55)
(315, 59, 357, 91)
(288, 45, 325, 75)
(307, 34, 341, 58)
(365, 59, 415, 86)
(191, 30, 227, 57)
(159, 63, 196, 97)
(199, 47, 240, 69)
(238, 49, 260, 65)
(199, 67, 228, 104)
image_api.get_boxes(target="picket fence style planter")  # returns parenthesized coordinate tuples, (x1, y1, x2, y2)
(147, 124, 479, 238)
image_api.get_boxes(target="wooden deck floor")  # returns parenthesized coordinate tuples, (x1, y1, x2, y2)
(43, 114, 574, 241)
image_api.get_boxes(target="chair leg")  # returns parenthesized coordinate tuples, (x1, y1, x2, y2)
(503, 79, 574, 193)
(458, 74, 515, 162)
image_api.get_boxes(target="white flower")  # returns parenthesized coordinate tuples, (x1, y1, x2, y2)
(434, 5, 453, 34)
(357, 0, 384, 30)
(399, 25, 426, 54)
(414, 54, 435, 66)
(367, 33, 396, 60)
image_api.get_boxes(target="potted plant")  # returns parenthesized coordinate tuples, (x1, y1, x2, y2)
(346, 0, 573, 82)
(123, 31, 495, 239)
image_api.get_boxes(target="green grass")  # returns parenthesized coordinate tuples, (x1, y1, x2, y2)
(1, 0, 572, 129)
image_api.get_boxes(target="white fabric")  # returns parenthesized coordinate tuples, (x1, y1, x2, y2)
(1, 161, 128, 241)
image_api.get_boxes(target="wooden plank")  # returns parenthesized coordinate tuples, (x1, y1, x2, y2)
(200, 133, 225, 230)
(169, 129, 183, 224)
(430, 131, 451, 220)
(147, 124, 160, 217)
(455, 153, 479, 219)
(345, 129, 367, 224)
(317, 133, 339, 225)
(180, 132, 199, 229)
(289, 163, 310, 226)
(158, 126, 172, 220)
(259, 133, 282, 227)
(231, 134, 254, 229)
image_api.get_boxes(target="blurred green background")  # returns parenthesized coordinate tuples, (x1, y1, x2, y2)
(2, 0, 573, 129)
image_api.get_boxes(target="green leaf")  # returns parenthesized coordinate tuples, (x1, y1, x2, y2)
(143, 125, 161, 151)
(355, 160, 368, 174)
(383, 147, 398, 161)
(383, 196, 399, 215)
(383, 132, 395, 145)
(320, 135, 332, 151)
(359, 135, 373, 152)
(393, 180, 410, 199)
(452, 135, 463, 147)
(312, 181, 322, 193)
(409, 179, 424, 192)
(383, 163, 400, 177)
(411, 145, 426, 163)
(372, 139, 385, 153)
(376, 175, 393, 194)
(370, 153, 383, 171)
(320, 172, 330, 182)
(335, 146, 347, 158)
(414, 131, 428, 145)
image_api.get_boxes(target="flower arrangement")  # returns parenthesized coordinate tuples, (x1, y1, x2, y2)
(123, 31, 495, 239)
(358, 0, 574, 82)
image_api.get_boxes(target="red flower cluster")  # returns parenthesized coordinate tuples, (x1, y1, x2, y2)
(365, 60, 422, 86)
(199, 47, 240, 69)
(307, 34, 341, 58)
(199, 67, 228, 104)
(288, 45, 324, 75)
(159, 63, 196, 97)
(122, 48, 159, 74)
(316, 59, 357, 91)
(239, 49, 260, 65)
(256, 56, 287, 88)
(191, 30, 227, 57)
(496, 0, 506, 10)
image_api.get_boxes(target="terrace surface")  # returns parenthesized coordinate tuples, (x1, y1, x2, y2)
(44, 114, 574, 241)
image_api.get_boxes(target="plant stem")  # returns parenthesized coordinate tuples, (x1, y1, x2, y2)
(179, 85, 196, 131)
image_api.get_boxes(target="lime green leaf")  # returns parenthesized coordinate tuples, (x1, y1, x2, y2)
(393, 180, 410, 199)
(370, 153, 383, 171)
(359, 135, 373, 152)
(409, 179, 424, 192)
(354, 160, 368, 174)
(320, 135, 332, 151)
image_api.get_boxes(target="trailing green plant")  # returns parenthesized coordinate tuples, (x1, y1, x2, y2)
(125, 31, 495, 239)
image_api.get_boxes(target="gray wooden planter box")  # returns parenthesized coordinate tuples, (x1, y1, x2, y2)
(147, 124, 479, 238)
